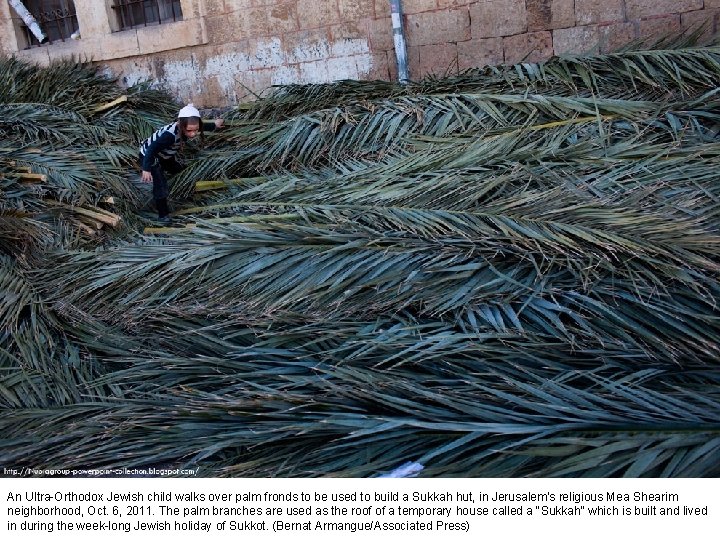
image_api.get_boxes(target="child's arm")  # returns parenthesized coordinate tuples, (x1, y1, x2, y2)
(203, 119, 225, 132)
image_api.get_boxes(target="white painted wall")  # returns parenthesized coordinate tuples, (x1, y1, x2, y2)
(112, 35, 374, 105)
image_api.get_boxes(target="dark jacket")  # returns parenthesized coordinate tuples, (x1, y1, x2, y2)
(139, 121, 216, 171)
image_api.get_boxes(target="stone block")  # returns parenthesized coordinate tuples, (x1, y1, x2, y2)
(329, 37, 372, 58)
(437, 0, 475, 9)
(245, 68, 275, 96)
(405, 44, 421, 78)
(203, 0, 228, 16)
(269, 4, 300, 31)
(575, 0, 624, 25)
(330, 20, 370, 40)
(205, 13, 242, 43)
(93, 31, 143, 60)
(553, 25, 600, 55)
(18, 47, 51, 65)
(0, 9, 16, 54)
(681, 10, 719, 44)
(416, 42, 458, 77)
(707, 0, 720, 8)
(297, 52, 370, 84)
(638, 15, 682, 43)
(326, 56, 361, 80)
(458, 37, 504, 70)
(527, 0, 575, 31)
(369, 17, 395, 50)
(625, 1, 703, 20)
(299, 59, 332, 83)
(338, 0, 375, 20)
(406, 9, 470, 46)
(504, 31, 553, 64)
(207, 7, 297, 41)
(367, 51, 392, 79)
(248, 37, 287, 69)
(252, 1, 281, 9)
(354, 47, 376, 78)
(297, 0, 342, 29)
(201, 44, 254, 94)
(470, 0, 527, 38)
(270, 65, 302, 86)
(223, 0, 257, 11)
(354, 54, 376, 79)
(199, 76, 227, 105)
(284, 29, 333, 64)
(46, 39, 83, 62)
(387, 50, 399, 80)
(375, 0, 391, 18)
(599, 22, 637, 53)
(149, 49, 197, 93)
(138, 20, 204, 54)
(403, 0, 438, 14)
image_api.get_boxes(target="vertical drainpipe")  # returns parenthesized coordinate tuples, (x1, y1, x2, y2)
(389, 0, 410, 83)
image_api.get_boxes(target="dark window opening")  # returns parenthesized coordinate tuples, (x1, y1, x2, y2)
(19, 0, 79, 48)
(111, 0, 183, 31)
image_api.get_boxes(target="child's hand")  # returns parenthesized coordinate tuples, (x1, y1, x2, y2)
(141, 170, 153, 183)
(214, 118, 225, 130)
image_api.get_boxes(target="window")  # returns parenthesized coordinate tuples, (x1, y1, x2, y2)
(111, 0, 183, 31)
(19, 0, 79, 48)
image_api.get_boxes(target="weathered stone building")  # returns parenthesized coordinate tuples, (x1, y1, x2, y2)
(1, 1, 717, 106)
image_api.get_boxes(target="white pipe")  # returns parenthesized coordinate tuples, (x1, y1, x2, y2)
(8, 0, 47, 43)
(389, 0, 409, 83)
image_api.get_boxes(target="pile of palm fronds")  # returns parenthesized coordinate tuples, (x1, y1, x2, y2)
(2, 45, 720, 477)
(0, 58, 179, 248)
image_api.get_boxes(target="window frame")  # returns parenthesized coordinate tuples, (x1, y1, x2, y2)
(17, 0, 80, 49)
(109, 0, 183, 33)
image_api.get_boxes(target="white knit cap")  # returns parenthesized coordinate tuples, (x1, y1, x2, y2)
(178, 103, 201, 118)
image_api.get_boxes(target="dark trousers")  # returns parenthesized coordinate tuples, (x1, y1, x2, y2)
(141, 155, 184, 217)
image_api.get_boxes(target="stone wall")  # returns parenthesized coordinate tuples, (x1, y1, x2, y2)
(405, 0, 715, 75)
(1, 1, 717, 106)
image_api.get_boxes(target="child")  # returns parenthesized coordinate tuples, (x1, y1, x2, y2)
(139, 103, 224, 223)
